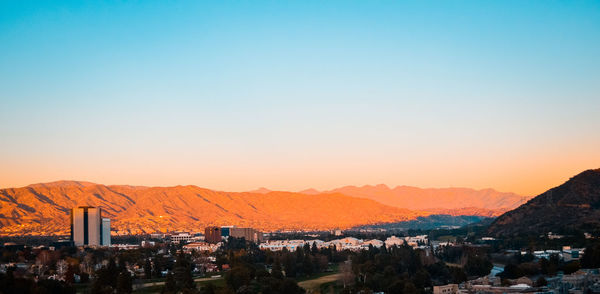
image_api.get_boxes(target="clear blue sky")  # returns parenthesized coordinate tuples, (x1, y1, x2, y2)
(1, 0, 599, 195)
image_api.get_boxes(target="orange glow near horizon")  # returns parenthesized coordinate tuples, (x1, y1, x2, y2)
(1, 146, 597, 196)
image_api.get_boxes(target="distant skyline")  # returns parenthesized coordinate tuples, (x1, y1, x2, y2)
(1, 1, 599, 196)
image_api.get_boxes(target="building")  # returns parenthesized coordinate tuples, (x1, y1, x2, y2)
(563, 247, 584, 262)
(405, 235, 428, 247)
(221, 226, 232, 238)
(205, 227, 222, 244)
(183, 242, 221, 253)
(101, 218, 111, 246)
(361, 239, 384, 249)
(141, 240, 156, 247)
(112, 244, 140, 250)
(323, 237, 365, 251)
(229, 227, 263, 243)
(384, 236, 405, 247)
(170, 232, 193, 243)
(259, 240, 306, 252)
(150, 233, 166, 239)
(71, 206, 106, 246)
(434, 284, 458, 294)
(204, 226, 264, 243)
(561, 272, 587, 293)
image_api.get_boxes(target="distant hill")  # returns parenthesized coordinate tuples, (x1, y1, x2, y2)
(297, 188, 320, 195)
(316, 184, 530, 216)
(248, 187, 272, 194)
(487, 169, 600, 237)
(0, 181, 423, 236)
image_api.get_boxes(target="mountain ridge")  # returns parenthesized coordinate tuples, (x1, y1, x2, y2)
(0, 181, 424, 236)
(488, 168, 600, 236)
(0, 180, 531, 236)
(314, 184, 530, 216)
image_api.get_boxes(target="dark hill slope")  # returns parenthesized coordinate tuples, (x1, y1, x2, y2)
(487, 169, 600, 237)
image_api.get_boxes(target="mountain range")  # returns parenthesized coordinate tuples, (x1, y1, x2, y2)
(0, 181, 530, 236)
(316, 185, 528, 217)
(488, 169, 600, 237)
(256, 185, 528, 217)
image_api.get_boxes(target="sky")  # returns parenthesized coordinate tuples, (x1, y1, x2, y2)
(1, 1, 599, 196)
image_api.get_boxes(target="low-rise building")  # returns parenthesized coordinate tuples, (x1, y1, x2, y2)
(434, 284, 458, 294)
(183, 242, 221, 253)
(205, 226, 264, 243)
(112, 244, 140, 250)
(384, 236, 405, 247)
(259, 237, 414, 252)
(170, 232, 193, 243)
(229, 227, 263, 243)
(362, 239, 384, 249)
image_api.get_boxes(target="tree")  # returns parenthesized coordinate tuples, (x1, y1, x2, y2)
(225, 264, 252, 291)
(162, 272, 176, 294)
(539, 257, 550, 275)
(500, 264, 524, 279)
(315, 254, 329, 272)
(562, 261, 580, 274)
(581, 243, 600, 269)
(116, 271, 133, 294)
(281, 278, 305, 294)
(450, 266, 467, 283)
(174, 252, 195, 291)
(299, 243, 308, 255)
(540, 254, 559, 276)
(340, 260, 355, 289)
(403, 282, 419, 294)
(107, 257, 119, 288)
(144, 258, 152, 279)
(92, 265, 118, 294)
(65, 264, 76, 284)
(295, 247, 305, 264)
(56, 260, 68, 280)
(311, 242, 318, 255)
(201, 282, 216, 294)
(412, 269, 432, 289)
(535, 276, 547, 287)
(464, 255, 492, 277)
(271, 258, 284, 279)
(35, 279, 77, 294)
(153, 255, 167, 278)
(302, 255, 314, 276)
(282, 253, 297, 277)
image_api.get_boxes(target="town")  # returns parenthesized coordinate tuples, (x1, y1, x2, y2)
(1, 206, 600, 294)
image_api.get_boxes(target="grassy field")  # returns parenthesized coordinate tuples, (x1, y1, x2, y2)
(297, 273, 342, 292)
(295, 264, 339, 282)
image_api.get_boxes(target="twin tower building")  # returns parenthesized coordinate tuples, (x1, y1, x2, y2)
(70, 206, 111, 247)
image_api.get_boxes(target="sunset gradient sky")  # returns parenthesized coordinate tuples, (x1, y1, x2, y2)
(1, 1, 599, 196)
